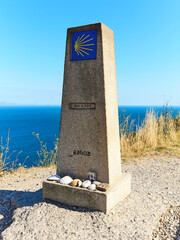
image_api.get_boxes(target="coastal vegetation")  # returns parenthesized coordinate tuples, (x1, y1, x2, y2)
(0, 130, 10, 174)
(0, 130, 27, 175)
(32, 132, 58, 167)
(0, 105, 180, 174)
(120, 105, 180, 161)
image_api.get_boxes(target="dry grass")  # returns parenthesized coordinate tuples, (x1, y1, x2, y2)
(0, 164, 56, 178)
(120, 108, 180, 161)
(0, 130, 27, 175)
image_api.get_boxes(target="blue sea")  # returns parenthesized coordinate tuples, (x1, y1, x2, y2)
(0, 106, 180, 168)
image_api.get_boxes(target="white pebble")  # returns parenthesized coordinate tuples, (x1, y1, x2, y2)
(47, 175, 61, 181)
(60, 176, 73, 185)
(88, 184, 96, 191)
(82, 180, 91, 188)
(93, 181, 101, 186)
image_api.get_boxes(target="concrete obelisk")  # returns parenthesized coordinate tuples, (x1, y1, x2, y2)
(43, 23, 131, 213)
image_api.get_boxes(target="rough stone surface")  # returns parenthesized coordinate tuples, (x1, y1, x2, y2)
(57, 23, 122, 185)
(0, 156, 180, 240)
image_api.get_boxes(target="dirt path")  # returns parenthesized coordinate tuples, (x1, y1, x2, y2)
(0, 156, 180, 240)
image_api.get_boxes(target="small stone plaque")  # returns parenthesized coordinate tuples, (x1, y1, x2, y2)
(97, 183, 109, 192)
(70, 103, 96, 110)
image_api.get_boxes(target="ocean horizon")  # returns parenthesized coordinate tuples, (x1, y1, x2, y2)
(0, 105, 180, 169)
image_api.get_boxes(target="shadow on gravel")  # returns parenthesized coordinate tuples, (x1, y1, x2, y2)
(175, 224, 180, 240)
(44, 198, 98, 213)
(0, 188, 97, 239)
(0, 189, 42, 239)
(0, 189, 42, 207)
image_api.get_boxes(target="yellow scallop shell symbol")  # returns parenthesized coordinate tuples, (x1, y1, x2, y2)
(74, 34, 94, 57)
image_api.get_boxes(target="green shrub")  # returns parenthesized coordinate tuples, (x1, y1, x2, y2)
(33, 133, 59, 167)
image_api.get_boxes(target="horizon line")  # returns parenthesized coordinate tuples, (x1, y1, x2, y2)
(0, 104, 180, 107)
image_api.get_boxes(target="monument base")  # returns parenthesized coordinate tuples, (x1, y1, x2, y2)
(43, 173, 131, 214)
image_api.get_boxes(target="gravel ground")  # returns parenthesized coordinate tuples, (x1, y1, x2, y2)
(0, 156, 180, 240)
(152, 205, 180, 240)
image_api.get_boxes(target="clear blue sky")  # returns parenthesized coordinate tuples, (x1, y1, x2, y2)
(0, 0, 180, 106)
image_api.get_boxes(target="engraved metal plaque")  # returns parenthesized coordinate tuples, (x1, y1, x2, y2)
(70, 103, 96, 110)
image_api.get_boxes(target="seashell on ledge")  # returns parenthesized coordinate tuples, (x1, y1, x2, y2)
(70, 179, 82, 187)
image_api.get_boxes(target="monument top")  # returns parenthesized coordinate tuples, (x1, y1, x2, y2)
(67, 22, 113, 31)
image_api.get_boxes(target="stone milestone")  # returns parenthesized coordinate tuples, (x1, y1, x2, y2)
(43, 23, 131, 213)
